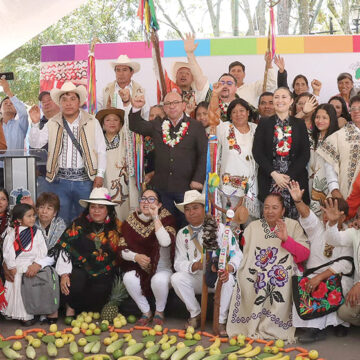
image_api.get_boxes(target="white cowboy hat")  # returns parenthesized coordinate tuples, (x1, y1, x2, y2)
(110, 55, 140, 73)
(50, 82, 87, 106)
(175, 190, 206, 213)
(79, 187, 118, 208)
(172, 61, 192, 82)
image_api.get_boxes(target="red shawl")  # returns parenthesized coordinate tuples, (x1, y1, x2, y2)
(121, 208, 176, 297)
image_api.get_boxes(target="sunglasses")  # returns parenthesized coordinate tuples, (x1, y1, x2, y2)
(220, 80, 235, 86)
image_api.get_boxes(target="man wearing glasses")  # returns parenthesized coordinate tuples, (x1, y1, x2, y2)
(317, 95, 360, 201)
(129, 91, 208, 228)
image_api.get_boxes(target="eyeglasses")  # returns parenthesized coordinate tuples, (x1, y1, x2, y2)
(220, 80, 235, 86)
(139, 196, 158, 203)
(350, 107, 360, 112)
(163, 100, 183, 107)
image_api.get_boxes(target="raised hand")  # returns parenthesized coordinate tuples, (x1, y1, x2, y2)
(184, 33, 198, 53)
(274, 219, 288, 242)
(287, 180, 304, 202)
(29, 105, 41, 124)
(119, 88, 131, 105)
(212, 82, 224, 95)
(321, 198, 343, 225)
(274, 55, 285, 73)
(149, 203, 161, 219)
(131, 95, 145, 109)
(264, 51, 273, 69)
(302, 96, 318, 115)
(311, 79, 322, 95)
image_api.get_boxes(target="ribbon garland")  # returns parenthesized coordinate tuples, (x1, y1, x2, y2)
(137, 0, 160, 36)
(133, 133, 144, 191)
(269, 7, 276, 59)
(87, 52, 97, 114)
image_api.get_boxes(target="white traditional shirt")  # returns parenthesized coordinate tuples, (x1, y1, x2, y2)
(28, 112, 106, 175)
(174, 222, 242, 275)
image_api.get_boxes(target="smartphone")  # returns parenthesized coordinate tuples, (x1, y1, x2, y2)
(0, 72, 14, 80)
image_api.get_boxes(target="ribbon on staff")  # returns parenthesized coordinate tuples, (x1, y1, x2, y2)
(87, 38, 100, 114)
(269, 7, 276, 59)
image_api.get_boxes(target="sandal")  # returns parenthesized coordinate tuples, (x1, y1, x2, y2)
(137, 313, 153, 326)
(185, 314, 200, 329)
(218, 323, 228, 338)
(153, 314, 164, 326)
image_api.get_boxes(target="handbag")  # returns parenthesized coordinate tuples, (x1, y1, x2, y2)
(21, 266, 60, 315)
(292, 256, 354, 320)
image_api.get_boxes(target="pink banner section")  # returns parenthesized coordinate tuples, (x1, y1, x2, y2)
(94, 41, 164, 59)
(75, 44, 90, 60)
(353, 35, 360, 52)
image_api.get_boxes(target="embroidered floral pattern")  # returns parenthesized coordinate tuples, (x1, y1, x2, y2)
(247, 248, 290, 306)
(227, 124, 241, 154)
(162, 120, 189, 147)
(255, 247, 278, 269)
(268, 264, 288, 287)
(222, 173, 248, 190)
(274, 125, 292, 156)
(294, 274, 344, 320)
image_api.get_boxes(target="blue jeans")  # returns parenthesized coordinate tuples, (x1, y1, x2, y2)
(47, 178, 92, 225)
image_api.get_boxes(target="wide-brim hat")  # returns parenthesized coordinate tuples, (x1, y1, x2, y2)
(79, 187, 118, 208)
(172, 61, 192, 83)
(50, 81, 87, 106)
(175, 190, 206, 213)
(111, 55, 140, 73)
(96, 107, 125, 126)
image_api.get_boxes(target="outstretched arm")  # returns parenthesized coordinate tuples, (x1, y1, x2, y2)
(184, 33, 207, 91)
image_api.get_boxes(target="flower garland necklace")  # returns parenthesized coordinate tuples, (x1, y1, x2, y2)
(274, 124, 292, 156)
(218, 99, 228, 115)
(162, 120, 189, 147)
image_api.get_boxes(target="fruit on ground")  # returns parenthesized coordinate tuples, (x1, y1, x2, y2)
(153, 324, 162, 332)
(271, 346, 279, 354)
(275, 339, 285, 349)
(37, 332, 44, 338)
(55, 338, 65, 348)
(78, 338, 87, 347)
(15, 329, 24, 336)
(72, 327, 81, 335)
(32, 339, 41, 348)
(142, 330, 149, 337)
(186, 326, 195, 334)
(72, 352, 85, 360)
(65, 316, 74, 325)
(228, 354, 237, 360)
(12, 341, 22, 351)
(100, 323, 109, 332)
(185, 333, 193, 340)
(101, 276, 128, 323)
(308, 350, 319, 360)
(229, 338, 237, 346)
(193, 333, 201, 341)
(49, 324, 58, 332)
(113, 349, 123, 359)
(127, 315, 136, 324)
(161, 343, 171, 351)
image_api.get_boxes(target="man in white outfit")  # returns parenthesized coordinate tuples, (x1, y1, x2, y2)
(171, 190, 242, 334)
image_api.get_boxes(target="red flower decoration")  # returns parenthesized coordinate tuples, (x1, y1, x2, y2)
(299, 277, 309, 291)
(328, 289, 342, 306)
(287, 137, 292, 144)
(312, 282, 328, 299)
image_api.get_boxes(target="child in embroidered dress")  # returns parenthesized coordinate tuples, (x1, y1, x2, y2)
(1, 204, 47, 326)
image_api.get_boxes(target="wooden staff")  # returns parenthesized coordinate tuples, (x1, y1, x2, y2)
(151, 30, 167, 101)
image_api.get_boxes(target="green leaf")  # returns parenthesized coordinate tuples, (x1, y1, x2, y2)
(183, 340, 198, 346)
(221, 345, 241, 354)
(142, 335, 156, 343)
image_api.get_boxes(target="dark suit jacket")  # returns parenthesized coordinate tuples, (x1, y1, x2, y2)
(129, 110, 208, 193)
(252, 115, 310, 203)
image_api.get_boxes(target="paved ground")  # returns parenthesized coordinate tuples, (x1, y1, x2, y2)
(0, 316, 359, 360)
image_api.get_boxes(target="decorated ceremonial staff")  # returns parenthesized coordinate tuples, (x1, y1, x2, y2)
(263, 0, 280, 92)
(201, 83, 248, 335)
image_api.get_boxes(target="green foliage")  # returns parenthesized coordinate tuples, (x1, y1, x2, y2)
(0, 0, 141, 104)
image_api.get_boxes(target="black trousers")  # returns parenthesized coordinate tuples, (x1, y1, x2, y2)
(65, 267, 114, 312)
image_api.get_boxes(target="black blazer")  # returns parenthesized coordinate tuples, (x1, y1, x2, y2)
(252, 115, 310, 203)
(129, 110, 208, 193)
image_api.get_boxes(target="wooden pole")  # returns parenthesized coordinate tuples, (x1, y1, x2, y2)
(151, 30, 167, 101)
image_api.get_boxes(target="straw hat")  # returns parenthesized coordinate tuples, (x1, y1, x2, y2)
(110, 55, 140, 73)
(50, 82, 87, 106)
(95, 107, 125, 126)
(79, 187, 118, 208)
(175, 190, 206, 213)
(172, 61, 192, 82)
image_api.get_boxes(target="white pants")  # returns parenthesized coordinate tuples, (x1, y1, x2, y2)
(123, 270, 172, 313)
(171, 271, 235, 324)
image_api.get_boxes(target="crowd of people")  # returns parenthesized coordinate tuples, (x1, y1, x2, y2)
(1, 35, 360, 344)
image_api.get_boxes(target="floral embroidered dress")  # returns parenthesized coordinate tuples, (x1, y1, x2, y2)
(57, 218, 125, 277)
(226, 218, 309, 342)
(104, 130, 139, 221)
(270, 117, 297, 219)
(217, 121, 259, 220)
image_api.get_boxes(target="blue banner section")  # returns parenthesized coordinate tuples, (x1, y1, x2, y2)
(164, 39, 210, 57)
